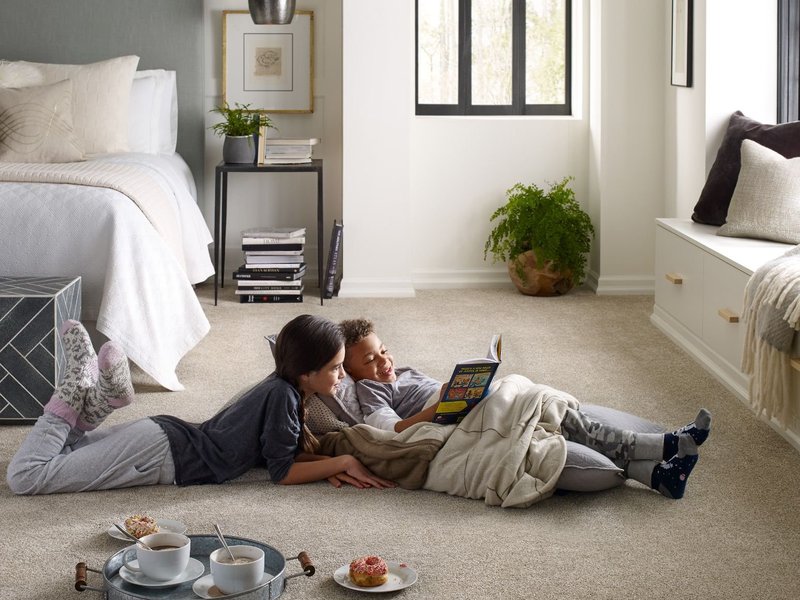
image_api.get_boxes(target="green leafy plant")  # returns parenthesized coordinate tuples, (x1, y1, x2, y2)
(484, 176, 594, 285)
(209, 102, 275, 137)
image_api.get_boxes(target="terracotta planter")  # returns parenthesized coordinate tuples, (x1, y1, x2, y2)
(507, 250, 574, 296)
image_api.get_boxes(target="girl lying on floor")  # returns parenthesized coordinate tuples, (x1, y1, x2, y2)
(6, 315, 394, 494)
(317, 318, 711, 501)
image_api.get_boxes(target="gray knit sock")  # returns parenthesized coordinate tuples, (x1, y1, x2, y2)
(42, 320, 98, 428)
(77, 341, 134, 431)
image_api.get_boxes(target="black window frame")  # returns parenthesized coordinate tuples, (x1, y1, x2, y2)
(415, 0, 572, 116)
(778, 0, 799, 123)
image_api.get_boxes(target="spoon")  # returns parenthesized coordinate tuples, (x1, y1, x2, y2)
(113, 523, 154, 551)
(213, 523, 237, 563)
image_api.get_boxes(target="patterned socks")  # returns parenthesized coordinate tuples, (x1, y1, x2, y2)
(43, 320, 98, 429)
(662, 408, 712, 460)
(77, 341, 135, 430)
(650, 435, 699, 499)
(42, 320, 134, 431)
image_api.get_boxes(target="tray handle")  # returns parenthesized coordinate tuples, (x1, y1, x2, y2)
(285, 551, 315, 579)
(74, 562, 104, 593)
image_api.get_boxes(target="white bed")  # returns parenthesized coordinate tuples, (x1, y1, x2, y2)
(0, 58, 214, 391)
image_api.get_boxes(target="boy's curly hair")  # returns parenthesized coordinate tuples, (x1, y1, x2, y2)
(339, 318, 374, 348)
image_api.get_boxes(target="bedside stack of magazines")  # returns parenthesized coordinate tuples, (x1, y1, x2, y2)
(257, 137, 320, 165)
(234, 226, 306, 303)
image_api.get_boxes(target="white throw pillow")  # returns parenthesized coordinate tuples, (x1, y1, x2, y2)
(718, 139, 800, 244)
(0, 61, 43, 88)
(16, 55, 139, 155)
(0, 79, 84, 163)
(133, 69, 178, 154)
(128, 74, 157, 153)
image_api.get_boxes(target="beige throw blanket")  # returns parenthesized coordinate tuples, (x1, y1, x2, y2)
(320, 375, 579, 508)
(742, 245, 800, 426)
(0, 161, 186, 269)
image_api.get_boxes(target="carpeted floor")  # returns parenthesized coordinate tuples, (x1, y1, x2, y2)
(1, 283, 799, 599)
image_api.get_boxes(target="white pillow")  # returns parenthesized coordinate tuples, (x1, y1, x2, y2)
(0, 61, 43, 88)
(128, 74, 157, 153)
(16, 55, 139, 155)
(131, 69, 178, 154)
(718, 139, 800, 244)
(0, 79, 84, 163)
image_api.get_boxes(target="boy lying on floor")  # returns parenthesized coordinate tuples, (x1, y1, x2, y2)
(323, 318, 711, 500)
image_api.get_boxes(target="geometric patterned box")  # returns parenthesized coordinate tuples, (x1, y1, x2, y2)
(0, 276, 81, 423)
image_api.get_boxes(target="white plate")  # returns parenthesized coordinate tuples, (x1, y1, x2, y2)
(333, 561, 418, 593)
(118, 557, 205, 588)
(107, 518, 188, 540)
(192, 572, 273, 599)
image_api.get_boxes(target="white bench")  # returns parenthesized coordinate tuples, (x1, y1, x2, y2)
(651, 218, 800, 451)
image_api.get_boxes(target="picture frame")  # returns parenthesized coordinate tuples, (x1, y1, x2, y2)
(222, 10, 314, 113)
(670, 0, 693, 87)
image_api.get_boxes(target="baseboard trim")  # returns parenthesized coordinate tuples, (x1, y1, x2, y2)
(338, 277, 416, 298)
(412, 268, 514, 289)
(592, 272, 654, 295)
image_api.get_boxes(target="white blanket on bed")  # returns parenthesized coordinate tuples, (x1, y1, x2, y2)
(0, 153, 214, 391)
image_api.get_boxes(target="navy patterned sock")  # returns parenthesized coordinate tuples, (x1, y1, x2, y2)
(651, 435, 699, 499)
(663, 408, 711, 460)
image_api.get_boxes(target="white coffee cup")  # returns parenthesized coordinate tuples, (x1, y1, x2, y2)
(210, 545, 265, 594)
(122, 532, 191, 581)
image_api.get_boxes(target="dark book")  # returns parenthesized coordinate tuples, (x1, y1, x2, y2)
(239, 293, 304, 303)
(235, 286, 304, 295)
(233, 267, 306, 281)
(241, 243, 304, 252)
(323, 220, 343, 300)
(235, 263, 306, 274)
(433, 334, 502, 425)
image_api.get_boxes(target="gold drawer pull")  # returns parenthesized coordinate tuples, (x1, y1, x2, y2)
(718, 308, 739, 323)
(665, 273, 683, 284)
(792, 358, 800, 372)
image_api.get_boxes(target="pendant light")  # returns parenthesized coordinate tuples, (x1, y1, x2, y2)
(248, 0, 296, 25)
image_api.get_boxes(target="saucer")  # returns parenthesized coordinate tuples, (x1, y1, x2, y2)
(333, 561, 418, 593)
(192, 572, 273, 599)
(118, 557, 204, 588)
(108, 518, 188, 540)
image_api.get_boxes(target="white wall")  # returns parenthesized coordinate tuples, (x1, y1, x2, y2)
(202, 0, 343, 277)
(664, 0, 777, 218)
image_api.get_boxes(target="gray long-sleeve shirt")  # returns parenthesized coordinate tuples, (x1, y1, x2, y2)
(152, 373, 302, 485)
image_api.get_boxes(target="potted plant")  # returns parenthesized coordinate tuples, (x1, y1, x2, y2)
(210, 102, 275, 164)
(484, 177, 594, 296)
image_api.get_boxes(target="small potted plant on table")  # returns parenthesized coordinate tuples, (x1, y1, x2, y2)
(210, 102, 274, 164)
(484, 177, 594, 296)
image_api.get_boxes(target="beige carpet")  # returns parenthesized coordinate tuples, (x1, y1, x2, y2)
(2, 283, 800, 599)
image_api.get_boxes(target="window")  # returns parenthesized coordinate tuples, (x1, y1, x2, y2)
(778, 0, 799, 123)
(416, 0, 571, 116)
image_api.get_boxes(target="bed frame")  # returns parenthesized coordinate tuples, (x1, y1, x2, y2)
(0, 0, 205, 193)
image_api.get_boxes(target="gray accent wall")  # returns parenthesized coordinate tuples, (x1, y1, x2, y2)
(0, 0, 205, 194)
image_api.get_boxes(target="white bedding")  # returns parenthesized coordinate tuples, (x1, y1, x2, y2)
(0, 153, 214, 391)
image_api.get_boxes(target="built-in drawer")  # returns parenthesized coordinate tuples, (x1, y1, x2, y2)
(702, 254, 750, 369)
(655, 226, 704, 336)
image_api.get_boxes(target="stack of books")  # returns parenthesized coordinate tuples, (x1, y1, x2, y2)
(257, 138, 320, 165)
(234, 226, 306, 303)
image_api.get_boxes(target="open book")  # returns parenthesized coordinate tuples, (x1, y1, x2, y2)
(433, 334, 502, 425)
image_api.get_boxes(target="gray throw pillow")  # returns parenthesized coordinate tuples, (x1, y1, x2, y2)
(717, 139, 800, 244)
(692, 111, 800, 226)
(557, 404, 665, 492)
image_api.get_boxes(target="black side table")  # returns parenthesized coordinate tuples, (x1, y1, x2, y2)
(213, 160, 324, 305)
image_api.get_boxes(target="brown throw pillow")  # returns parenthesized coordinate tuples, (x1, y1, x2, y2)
(691, 111, 800, 226)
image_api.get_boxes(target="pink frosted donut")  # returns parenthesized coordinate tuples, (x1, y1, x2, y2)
(349, 555, 388, 587)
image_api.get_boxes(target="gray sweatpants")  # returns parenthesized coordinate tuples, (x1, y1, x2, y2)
(6, 412, 175, 495)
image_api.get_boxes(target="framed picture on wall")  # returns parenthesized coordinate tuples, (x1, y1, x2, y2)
(222, 10, 314, 113)
(670, 0, 693, 87)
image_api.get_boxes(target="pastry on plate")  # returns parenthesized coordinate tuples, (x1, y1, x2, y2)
(123, 514, 159, 538)
(349, 555, 388, 587)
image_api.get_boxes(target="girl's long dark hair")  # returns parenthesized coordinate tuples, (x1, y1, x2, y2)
(274, 314, 344, 454)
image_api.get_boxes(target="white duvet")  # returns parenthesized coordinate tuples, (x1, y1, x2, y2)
(0, 153, 214, 391)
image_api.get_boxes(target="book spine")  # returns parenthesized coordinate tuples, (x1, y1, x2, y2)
(324, 221, 344, 299)
(241, 243, 304, 252)
(241, 237, 306, 245)
(235, 284, 303, 291)
(233, 272, 303, 281)
(239, 294, 304, 303)
(238, 264, 306, 273)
